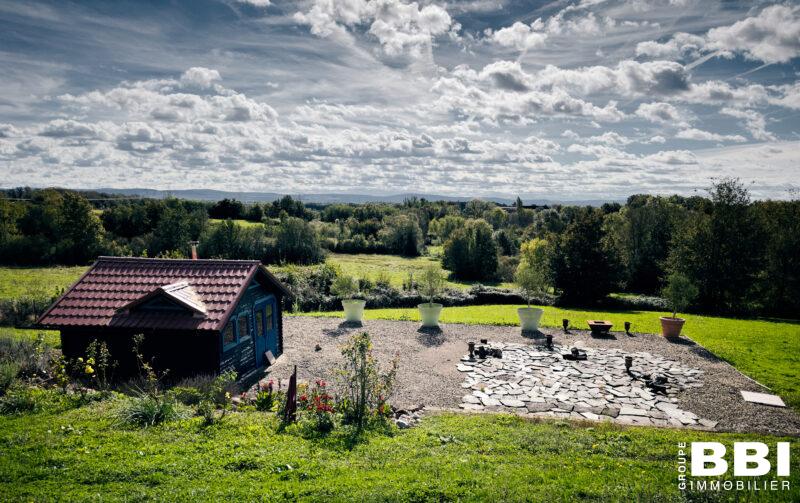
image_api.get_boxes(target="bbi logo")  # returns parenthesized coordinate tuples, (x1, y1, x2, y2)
(692, 442, 791, 476)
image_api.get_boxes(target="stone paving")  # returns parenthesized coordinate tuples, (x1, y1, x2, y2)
(457, 341, 719, 429)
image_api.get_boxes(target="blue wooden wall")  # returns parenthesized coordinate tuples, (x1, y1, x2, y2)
(219, 279, 273, 376)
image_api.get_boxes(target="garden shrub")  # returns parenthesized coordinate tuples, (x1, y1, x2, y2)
(0, 334, 51, 379)
(117, 394, 186, 427)
(336, 332, 397, 431)
(255, 379, 283, 412)
(298, 379, 335, 434)
(0, 362, 19, 396)
(168, 386, 204, 406)
(0, 293, 58, 327)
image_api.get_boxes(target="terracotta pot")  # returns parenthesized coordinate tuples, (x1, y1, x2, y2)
(341, 299, 366, 322)
(418, 303, 443, 327)
(517, 307, 544, 331)
(660, 316, 685, 338)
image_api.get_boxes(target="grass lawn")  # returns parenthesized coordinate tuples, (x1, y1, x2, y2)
(0, 327, 60, 348)
(324, 252, 514, 290)
(0, 266, 86, 301)
(300, 305, 800, 411)
(1, 402, 797, 501)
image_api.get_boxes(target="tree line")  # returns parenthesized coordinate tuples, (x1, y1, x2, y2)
(1, 179, 797, 317)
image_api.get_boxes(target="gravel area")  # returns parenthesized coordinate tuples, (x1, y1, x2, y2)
(267, 316, 800, 436)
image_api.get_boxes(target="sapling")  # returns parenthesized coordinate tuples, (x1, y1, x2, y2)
(419, 264, 445, 306)
(662, 272, 698, 319)
(331, 274, 359, 300)
(514, 261, 548, 307)
(515, 238, 550, 307)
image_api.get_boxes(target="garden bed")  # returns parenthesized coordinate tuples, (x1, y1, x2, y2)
(273, 316, 800, 436)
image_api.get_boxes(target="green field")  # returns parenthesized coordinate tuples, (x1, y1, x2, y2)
(1, 402, 796, 501)
(301, 305, 800, 410)
(0, 266, 86, 301)
(209, 218, 265, 228)
(325, 251, 514, 290)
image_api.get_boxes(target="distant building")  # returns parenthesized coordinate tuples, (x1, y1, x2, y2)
(37, 256, 289, 379)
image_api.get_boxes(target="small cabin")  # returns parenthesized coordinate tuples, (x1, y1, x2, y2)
(37, 256, 289, 379)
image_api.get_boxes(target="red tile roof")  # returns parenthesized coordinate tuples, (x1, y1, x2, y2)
(37, 257, 288, 332)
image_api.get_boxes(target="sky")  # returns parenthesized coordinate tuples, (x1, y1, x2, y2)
(1, 0, 799, 201)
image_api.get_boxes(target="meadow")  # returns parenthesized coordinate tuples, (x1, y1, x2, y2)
(1, 402, 797, 501)
(323, 250, 514, 290)
(0, 266, 86, 301)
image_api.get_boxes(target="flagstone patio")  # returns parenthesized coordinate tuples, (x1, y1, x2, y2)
(457, 342, 716, 428)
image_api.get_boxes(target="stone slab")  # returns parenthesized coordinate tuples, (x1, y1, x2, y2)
(740, 390, 785, 407)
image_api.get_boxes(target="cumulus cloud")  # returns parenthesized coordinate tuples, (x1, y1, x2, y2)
(489, 22, 547, 51)
(706, 4, 800, 64)
(180, 67, 222, 88)
(431, 63, 626, 124)
(675, 128, 746, 143)
(487, 9, 617, 52)
(636, 4, 800, 65)
(293, 0, 453, 60)
(634, 102, 685, 125)
(635, 32, 705, 60)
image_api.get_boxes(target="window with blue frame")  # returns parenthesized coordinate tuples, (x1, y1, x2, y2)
(238, 312, 251, 341)
(222, 321, 236, 349)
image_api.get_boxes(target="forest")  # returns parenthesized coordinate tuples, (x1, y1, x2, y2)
(1, 179, 798, 317)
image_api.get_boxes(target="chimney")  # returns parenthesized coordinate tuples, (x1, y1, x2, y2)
(189, 241, 199, 260)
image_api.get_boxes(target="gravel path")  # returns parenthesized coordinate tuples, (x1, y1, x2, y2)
(267, 316, 800, 436)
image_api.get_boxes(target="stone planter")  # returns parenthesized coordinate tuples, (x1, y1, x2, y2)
(517, 307, 544, 331)
(341, 299, 366, 323)
(418, 303, 443, 328)
(587, 320, 613, 336)
(660, 316, 685, 338)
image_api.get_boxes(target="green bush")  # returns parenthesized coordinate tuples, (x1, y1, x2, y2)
(168, 386, 204, 406)
(336, 332, 397, 431)
(0, 334, 51, 379)
(117, 394, 186, 427)
(0, 383, 43, 414)
(0, 362, 19, 396)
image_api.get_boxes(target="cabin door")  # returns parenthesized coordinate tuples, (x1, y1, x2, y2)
(253, 296, 277, 367)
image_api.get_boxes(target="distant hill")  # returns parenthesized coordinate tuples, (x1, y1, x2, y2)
(96, 188, 617, 206)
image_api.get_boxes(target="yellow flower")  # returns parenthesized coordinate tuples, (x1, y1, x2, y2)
(85, 365, 94, 375)
(77, 357, 84, 363)
(225, 392, 231, 399)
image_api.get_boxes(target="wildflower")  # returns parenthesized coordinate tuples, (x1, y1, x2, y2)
(225, 391, 231, 399)
(85, 365, 94, 375)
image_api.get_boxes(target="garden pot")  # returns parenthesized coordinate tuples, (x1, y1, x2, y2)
(341, 299, 366, 323)
(418, 303, 443, 328)
(660, 317, 685, 338)
(587, 320, 613, 336)
(517, 307, 544, 331)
